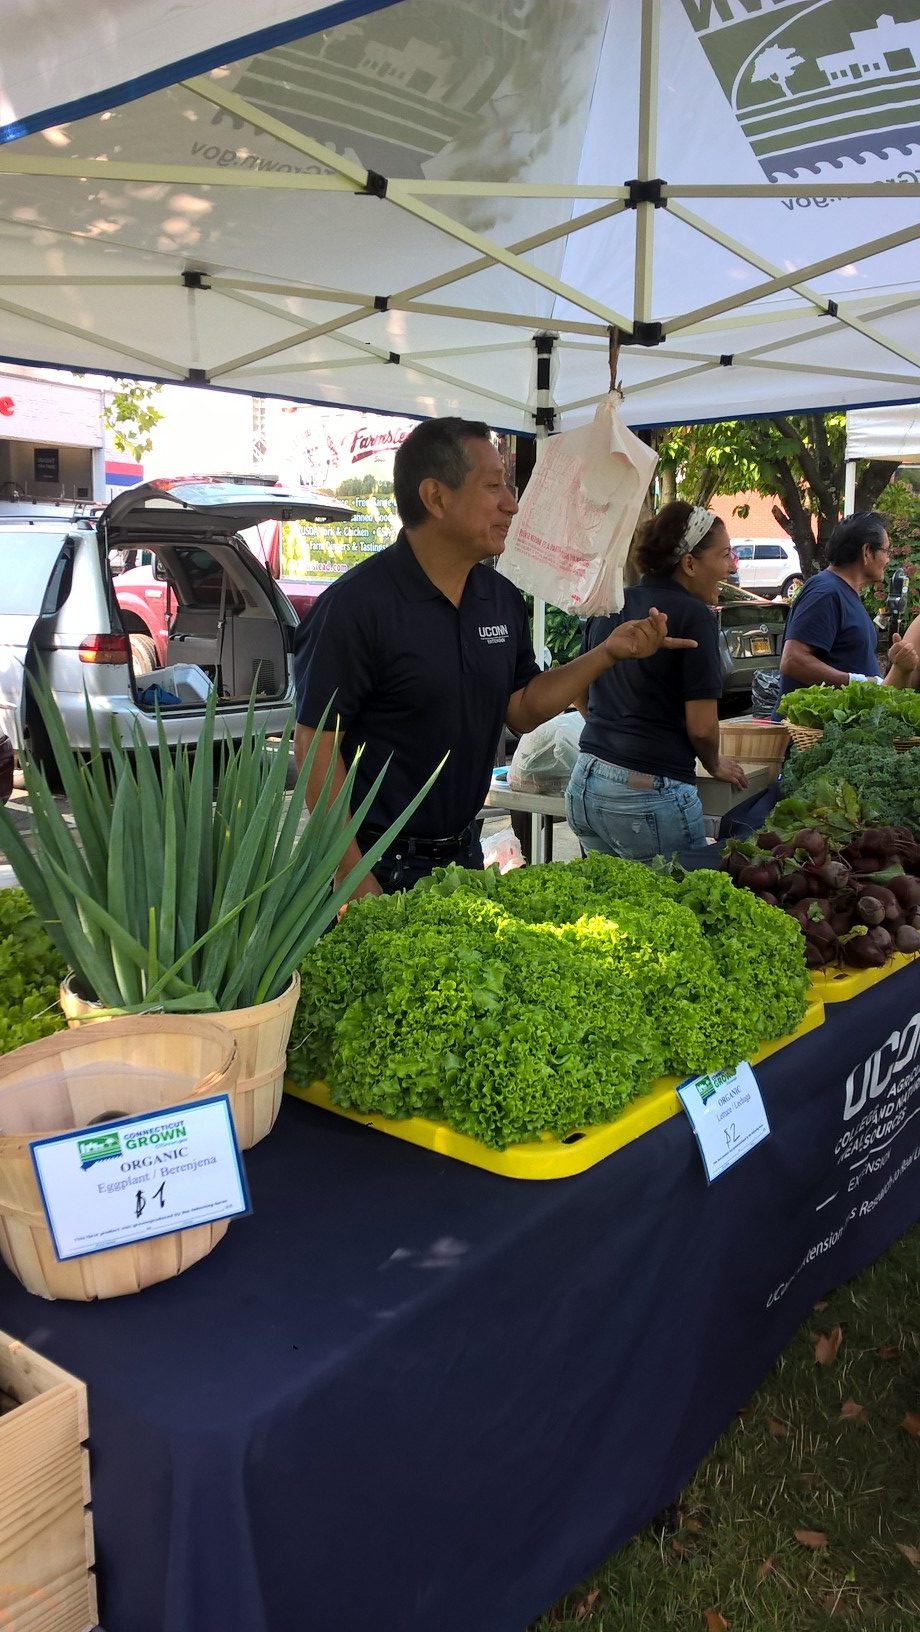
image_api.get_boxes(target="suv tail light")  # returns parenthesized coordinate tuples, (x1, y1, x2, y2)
(79, 634, 130, 665)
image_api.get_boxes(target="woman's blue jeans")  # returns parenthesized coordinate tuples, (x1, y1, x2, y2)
(565, 753, 706, 863)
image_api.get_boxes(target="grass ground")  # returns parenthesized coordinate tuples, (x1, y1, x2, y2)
(535, 1223, 920, 1632)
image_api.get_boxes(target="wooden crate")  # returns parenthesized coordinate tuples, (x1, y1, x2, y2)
(0, 1330, 96, 1632)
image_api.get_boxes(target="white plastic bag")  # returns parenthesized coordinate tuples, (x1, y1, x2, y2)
(498, 394, 657, 616)
(509, 712, 583, 794)
(481, 825, 525, 872)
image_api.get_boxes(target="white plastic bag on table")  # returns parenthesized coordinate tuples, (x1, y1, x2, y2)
(509, 711, 583, 794)
(498, 394, 658, 616)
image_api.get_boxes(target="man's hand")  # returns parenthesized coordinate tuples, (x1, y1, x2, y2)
(601, 607, 699, 664)
(887, 632, 919, 678)
(714, 756, 748, 790)
(335, 868, 383, 920)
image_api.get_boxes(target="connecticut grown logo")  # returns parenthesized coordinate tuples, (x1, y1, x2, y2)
(682, 1, 920, 181)
(77, 1130, 123, 1170)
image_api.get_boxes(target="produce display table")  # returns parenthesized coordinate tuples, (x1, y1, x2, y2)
(486, 765, 773, 862)
(1, 964, 919, 1632)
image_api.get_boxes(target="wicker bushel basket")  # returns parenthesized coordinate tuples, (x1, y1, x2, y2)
(0, 1016, 239, 1301)
(785, 722, 823, 752)
(718, 721, 789, 779)
(59, 970, 300, 1150)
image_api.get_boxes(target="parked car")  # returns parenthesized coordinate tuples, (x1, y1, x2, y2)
(110, 497, 353, 657)
(731, 537, 802, 599)
(716, 581, 788, 710)
(0, 480, 353, 774)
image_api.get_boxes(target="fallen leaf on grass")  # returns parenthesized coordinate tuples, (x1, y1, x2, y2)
(902, 1413, 920, 1438)
(814, 1326, 843, 1366)
(767, 1418, 790, 1438)
(813, 1300, 829, 1312)
(876, 1345, 900, 1360)
(820, 1590, 846, 1617)
(680, 1513, 705, 1534)
(757, 1558, 774, 1581)
(572, 1587, 601, 1621)
(795, 1529, 829, 1549)
(704, 1611, 729, 1631)
(671, 1538, 693, 1558)
(839, 1398, 867, 1422)
(896, 1544, 920, 1566)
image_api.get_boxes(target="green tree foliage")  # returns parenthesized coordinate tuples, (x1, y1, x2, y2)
(103, 381, 164, 461)
(655, 414, 899, 577)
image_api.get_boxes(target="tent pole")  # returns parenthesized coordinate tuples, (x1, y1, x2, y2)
(531, 333, 557, 863)
(844, 461, 857, 518)
(633, 0, 661, 325)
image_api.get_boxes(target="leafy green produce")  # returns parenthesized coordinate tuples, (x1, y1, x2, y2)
(780, 680, 920, 733)
(0, 889, 67, 1056)
(290, 854, 808, 1148)
(781, 715, 920, 833)
(770, 777, 865, 845)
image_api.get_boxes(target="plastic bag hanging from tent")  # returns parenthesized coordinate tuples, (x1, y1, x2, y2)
(497, 395, 658, 617)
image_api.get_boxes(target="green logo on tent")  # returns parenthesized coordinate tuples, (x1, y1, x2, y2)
(682, 1, 920, 179)
(77, 1130, 123, 1169)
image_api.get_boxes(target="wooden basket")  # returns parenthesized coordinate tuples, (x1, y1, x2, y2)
(718, 722, 789, 778)
(784, 722, 823, 752)
(894, 736, 920, 753)
(0, 1329, 96, 1632)
(0, 1016, 239, 1301)
(59, 971, 300, 1150)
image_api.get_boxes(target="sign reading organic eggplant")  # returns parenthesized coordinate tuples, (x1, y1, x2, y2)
(677, 1061, 770, 1183)
(30, 1095, 250, 1261)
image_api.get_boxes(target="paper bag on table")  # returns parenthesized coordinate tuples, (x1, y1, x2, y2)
(498, 395, 658, 616)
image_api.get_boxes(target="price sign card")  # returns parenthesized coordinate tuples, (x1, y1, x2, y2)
(677, 1062, 770, 1183)
(30, 1094, 250, 1261)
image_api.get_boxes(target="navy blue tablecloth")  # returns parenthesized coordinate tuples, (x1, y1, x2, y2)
(2, 964, 919, 1632)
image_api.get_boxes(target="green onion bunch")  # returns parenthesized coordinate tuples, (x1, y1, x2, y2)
(0, 675, 436, 1013)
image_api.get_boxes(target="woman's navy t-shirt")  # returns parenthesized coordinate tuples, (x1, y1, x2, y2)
(578, 575, 723, 784)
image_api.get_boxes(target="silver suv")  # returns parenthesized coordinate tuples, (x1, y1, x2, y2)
(0, 479, 351, 773)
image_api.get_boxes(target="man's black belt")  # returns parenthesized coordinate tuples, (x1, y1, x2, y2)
(359, 823, 474, 859)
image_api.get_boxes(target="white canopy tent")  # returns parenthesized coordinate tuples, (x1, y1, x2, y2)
(843, 398, 920, 516)
(2, 0, 920, 433)
(846, 400, 920, 462)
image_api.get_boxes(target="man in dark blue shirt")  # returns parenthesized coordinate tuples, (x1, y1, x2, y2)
(293, 417, 696, 895)
(779, 512, 917, 699)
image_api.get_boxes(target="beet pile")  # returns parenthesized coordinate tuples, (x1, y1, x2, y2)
(722, 825, 920, 970)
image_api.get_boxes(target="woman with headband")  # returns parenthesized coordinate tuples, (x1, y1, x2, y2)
(565, 501, 747, 862)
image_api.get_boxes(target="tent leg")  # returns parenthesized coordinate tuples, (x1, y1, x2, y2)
(844, 459, 857, 517)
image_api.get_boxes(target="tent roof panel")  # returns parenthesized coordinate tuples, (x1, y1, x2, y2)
(4, 0, 920, 429)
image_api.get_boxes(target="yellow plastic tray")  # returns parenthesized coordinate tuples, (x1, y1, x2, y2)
(808, 950, 917, 1004)
(284, 998, 825, 1181)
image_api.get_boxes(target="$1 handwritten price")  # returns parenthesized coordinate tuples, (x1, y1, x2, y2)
(134, 1180, 166, 1219)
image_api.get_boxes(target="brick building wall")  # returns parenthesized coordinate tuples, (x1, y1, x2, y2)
(709, 492, 787, 539)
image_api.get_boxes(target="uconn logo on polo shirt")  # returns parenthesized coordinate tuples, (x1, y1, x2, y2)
(479, 622, 509, 645)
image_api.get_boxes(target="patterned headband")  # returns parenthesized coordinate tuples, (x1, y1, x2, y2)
(673, 506, 716, 560)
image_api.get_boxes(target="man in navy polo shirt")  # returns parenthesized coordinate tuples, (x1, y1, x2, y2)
(293, 417, 696, 895)
(779, 512, 917, 700)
